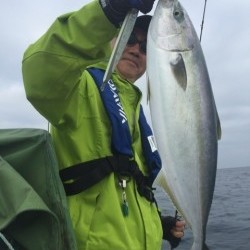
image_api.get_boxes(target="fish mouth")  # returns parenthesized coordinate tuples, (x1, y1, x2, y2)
(165, 33, 196, 52)
(149, 31, 195, 52)
(157, 40, 195, 52)
(169, 46, 194, 52)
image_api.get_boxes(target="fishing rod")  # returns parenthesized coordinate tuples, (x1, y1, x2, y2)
(200, 0, 208, 42)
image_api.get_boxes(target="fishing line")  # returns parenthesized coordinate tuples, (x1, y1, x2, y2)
(200, 0, 208, 42)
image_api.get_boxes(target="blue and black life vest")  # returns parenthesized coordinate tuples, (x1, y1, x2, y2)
(60, 68, 162, 202)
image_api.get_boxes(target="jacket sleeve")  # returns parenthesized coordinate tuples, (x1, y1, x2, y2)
(22, 0, 117, 125)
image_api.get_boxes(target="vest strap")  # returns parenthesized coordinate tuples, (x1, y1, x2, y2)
(59, 155, 155, 202)
(86, 67, 162, 183)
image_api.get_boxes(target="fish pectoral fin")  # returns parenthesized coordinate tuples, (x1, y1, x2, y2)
(146, 74, 151, 104)
(170, 53, 187, 91)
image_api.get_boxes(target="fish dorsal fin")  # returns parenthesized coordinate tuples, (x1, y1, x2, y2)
(211, 93, 222, 140)
(170, 53, 187, 91)
(216, 108, 222, 140)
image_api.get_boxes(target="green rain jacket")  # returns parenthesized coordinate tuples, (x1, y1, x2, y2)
(22, 1, 163, 249)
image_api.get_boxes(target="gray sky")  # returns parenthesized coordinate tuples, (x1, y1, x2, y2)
(0, 0, 249, 169)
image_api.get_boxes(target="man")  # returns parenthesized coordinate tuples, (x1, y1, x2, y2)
(22, 0, 185, 249)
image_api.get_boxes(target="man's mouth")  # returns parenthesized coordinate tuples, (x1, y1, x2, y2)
(122, 57, 139, 68)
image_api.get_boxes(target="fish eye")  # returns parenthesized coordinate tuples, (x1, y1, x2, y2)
(173, 8, 184, 21)
(174, 11, 180, 16)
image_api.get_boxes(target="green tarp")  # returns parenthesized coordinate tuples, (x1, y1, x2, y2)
(0, 129, 77, 250)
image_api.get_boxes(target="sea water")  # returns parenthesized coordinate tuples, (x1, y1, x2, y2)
(157, 166, 250, 250)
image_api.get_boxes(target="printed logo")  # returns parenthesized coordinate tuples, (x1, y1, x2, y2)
(147, 135, 157, 152)
(108, 80, 128, 124)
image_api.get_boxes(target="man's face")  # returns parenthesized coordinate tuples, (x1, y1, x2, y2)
(116, 28, 147, 83)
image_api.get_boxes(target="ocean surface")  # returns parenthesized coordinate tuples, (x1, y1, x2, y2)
(155, 166, 250, 250)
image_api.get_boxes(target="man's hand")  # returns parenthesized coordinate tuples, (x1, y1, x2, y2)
(161, 216, 186, 249)
(171, 219, 186, 238)
(99, 0, 155, 27)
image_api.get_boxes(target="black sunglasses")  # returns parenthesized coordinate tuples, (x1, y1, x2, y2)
(127, 32, 147, 55)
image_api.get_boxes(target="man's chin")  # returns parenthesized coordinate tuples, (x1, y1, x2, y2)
(117, 62, 137, 76)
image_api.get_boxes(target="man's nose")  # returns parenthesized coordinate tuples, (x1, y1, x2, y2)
(129, 43, 140, 54)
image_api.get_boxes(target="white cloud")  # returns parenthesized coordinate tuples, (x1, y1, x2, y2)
(0, 82, 47, 129)
(0, 0, 249, 169)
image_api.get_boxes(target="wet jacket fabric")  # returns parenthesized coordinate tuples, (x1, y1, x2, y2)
(0, 129, 77, 250)
(22, 1, 162, 249)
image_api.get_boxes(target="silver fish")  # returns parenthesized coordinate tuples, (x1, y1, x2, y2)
(147, 0, 221, 249)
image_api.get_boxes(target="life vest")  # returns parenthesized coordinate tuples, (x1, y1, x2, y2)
(60, 68, 161, 202)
